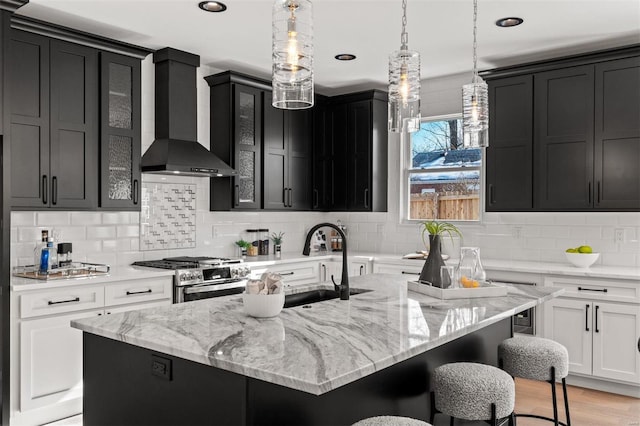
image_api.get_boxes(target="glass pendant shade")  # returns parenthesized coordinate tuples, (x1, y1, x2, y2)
(388, 49, 421, 133)
(462, 80, 488, 147)
(272, 0, 314, 109)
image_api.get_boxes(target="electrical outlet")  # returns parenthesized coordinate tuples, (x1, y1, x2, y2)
(614, 228, 625, 244)
(151, 355, 172, 380)
(512, 226, 522, 239)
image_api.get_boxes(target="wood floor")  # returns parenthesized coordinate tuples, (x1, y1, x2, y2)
(514, 378, 640, 426)
(45, 380, 640, 425)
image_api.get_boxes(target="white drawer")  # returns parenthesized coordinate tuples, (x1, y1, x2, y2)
(372, 263, 422, 276)
(104, 299, 171, 315)
(20, 286, 105, 319)
(264, 261, 320, 286)
(104, 277, 173, 307)
(545, 276, 640, 303)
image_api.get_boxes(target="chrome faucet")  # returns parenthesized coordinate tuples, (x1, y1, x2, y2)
(302, 223, 349, 300)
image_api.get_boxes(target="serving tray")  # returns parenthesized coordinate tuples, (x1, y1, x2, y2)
(407, 280, 508, 299)
(13, 262, 110, 280)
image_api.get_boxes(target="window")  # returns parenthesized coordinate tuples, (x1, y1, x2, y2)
(404, 115, 482, 221)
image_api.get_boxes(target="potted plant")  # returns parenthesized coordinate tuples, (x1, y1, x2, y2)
(419, 221, 463, 288)
(270, 232, 284, 257)
(235, 240, 252, 258)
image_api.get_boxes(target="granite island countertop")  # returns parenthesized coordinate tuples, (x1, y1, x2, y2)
(71, 273, 563, 395)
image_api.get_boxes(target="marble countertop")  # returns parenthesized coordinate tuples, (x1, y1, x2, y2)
(71, 273, 563, 395)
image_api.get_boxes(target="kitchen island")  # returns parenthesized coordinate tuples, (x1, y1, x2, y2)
(72, 274, 563, 426)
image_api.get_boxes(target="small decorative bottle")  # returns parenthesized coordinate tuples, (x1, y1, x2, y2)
(39, 237, 58, 273)
(33, 230, 49, 269)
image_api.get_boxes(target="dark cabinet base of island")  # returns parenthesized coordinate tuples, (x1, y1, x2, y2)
(82, 318, 511, 426)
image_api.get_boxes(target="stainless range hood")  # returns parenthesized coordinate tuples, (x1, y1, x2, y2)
(141, 47, 236, 178)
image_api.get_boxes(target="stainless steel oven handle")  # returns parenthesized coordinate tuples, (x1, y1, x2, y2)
(183, 281, 247, 294)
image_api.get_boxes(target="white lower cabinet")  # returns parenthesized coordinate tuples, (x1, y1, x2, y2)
(544, 276, 640, 386)
(11, 276, 172, 425)
(348, 259, 371, 277)
(19, 310, 101, 412)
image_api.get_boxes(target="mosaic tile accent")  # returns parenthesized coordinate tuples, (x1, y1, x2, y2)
(140, 183, 196, 251)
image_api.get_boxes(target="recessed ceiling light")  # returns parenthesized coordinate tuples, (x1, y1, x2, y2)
(335, 53, 356, 61)
(198, 1, 227, 12)
(495, 17, 523, 27)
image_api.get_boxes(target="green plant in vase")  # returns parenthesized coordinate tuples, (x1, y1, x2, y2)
(270, 232, 284, 257)
(419, 221, 463, 288)
(235, 240, 252, 257)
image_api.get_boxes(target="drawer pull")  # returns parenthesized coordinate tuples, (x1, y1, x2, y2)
(401, 271, 419, 275)
(126, 289, 152, 296)
(280, 272, 295, 276)
(578, 287, 607, 293)
(48, 297, 80, 305)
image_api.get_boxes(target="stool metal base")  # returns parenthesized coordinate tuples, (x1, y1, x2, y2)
(429, 391, 515, 426)
(508, 366, 572, 426)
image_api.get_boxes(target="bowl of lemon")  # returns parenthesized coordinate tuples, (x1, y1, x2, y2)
(565, 245, 599, 268)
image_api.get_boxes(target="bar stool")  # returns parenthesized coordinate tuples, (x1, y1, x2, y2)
(351, 416, 432, 426)
(430, 362, 515, 426)
(499, 336, 571, 426)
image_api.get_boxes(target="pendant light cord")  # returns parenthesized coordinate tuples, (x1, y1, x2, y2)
(400, 0, 408, 50)
(472, 0, 479, 83)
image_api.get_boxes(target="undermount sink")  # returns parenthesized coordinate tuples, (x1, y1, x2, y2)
(284, 288, 372, 308)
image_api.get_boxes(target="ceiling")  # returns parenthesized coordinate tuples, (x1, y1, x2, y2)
(17, 0, 640, 95)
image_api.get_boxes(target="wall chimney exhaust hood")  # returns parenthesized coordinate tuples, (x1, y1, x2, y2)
(141, 47, 236, 177)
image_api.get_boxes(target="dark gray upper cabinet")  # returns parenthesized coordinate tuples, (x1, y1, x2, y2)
(263, 102, 312, 210)
(484, 46, 640, 212)
(9, 31, 98, 210)
(593, 56, 640, 209)
(99, 52, 141, 210)
(207, 73, 264, 210)
(486, 75, 533, 211)
(315, 91, 388, 212)
(535, 65, 595, 210)
(311, 95, 333, 210)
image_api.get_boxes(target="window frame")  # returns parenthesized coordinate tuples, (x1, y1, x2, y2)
(399, 113, 486, 224)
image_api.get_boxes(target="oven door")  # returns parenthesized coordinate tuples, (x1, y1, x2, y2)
(179, 280, 246, 303)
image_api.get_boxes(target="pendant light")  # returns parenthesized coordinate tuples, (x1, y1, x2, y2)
(272, 0, 314, 109)
(388, 0, 421, 133)
(462, 0, 488, 147)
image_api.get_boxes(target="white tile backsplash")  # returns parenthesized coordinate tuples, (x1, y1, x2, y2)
(11, 208, 639, 268)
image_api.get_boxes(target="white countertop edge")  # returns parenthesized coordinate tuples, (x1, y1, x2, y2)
(12, 252, 639, 291)
(10, 266, 175, 291)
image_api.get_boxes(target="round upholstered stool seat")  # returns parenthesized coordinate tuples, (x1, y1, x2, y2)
(499, 336, 572, 425)
(499, 336, 569, 381)
(432, 362, 515, 422)
(351, 416, 431, 426)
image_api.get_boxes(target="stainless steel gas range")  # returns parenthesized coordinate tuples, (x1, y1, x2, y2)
(132, 257, 251, 303)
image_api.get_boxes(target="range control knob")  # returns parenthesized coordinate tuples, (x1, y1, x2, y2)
(179, 273, 187, 281)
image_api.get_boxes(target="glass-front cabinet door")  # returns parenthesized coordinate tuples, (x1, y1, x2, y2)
(99, 52, 141, 210)
(232, 84, 262, 209)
